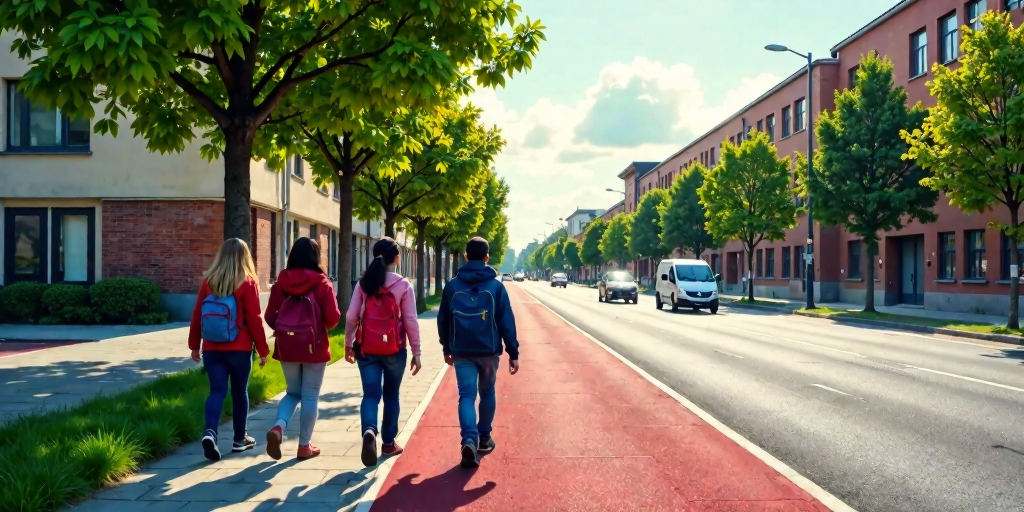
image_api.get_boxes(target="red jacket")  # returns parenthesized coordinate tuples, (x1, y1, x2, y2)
(265, 269, 342, 363)
(188, 278, 270, 357)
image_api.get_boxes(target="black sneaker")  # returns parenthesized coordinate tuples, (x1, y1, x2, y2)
(460, 440, 479, 468)
(361, 429, 378, 467)
(232, 435, 256, 452)
(478, 436, 496, 455)
(201, 429, 221, 461)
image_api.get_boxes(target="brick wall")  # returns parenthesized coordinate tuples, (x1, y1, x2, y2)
(317, 227, 330, 273)
(254, 208, 274, 290)
(102, 200, 224, 294)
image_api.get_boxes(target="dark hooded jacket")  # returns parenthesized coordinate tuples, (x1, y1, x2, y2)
(265, 269, 342, 363)
(438, 260, 519, 359)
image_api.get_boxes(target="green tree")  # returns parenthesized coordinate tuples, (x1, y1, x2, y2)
(420, 168, 490, 297)
(563, 238, 582, 271)
(904, 11, 1024, 329)
(580, 218, 607, 270)
(660, 164, 719, 258)
(1, 1, 544, 241)
(489, 217, 511, 269)
(629, 189, 672, 261)
(699, 132, 800, 302)
(803, 52, 937, 313)
(600, 213, 633, 268)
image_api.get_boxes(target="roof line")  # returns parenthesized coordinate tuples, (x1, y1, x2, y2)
(646, 58, 839, 176)
(830, 0, 915, 57)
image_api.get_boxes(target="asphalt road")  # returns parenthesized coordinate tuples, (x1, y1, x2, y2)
(516, 281, 1024, 512)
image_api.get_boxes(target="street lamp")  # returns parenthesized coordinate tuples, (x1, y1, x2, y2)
(766, 42, 815, 309)
(606, 188, 626, 196)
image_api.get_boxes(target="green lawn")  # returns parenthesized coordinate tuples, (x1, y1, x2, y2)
(729, 297, 800, 309)
(801, 307, 1024, 338)
(0, 330, 346, 512)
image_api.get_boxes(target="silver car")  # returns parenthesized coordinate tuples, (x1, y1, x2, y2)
(550, 272, 568, 288)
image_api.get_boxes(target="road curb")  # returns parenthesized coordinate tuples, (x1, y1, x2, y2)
(724, 300, 1024, 346)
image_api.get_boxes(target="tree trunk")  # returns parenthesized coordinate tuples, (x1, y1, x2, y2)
(1009, 208, 1020, 329)
(694, 246, 703, 260)
(444, 249, 452, 281)
(223, 130, 254, 241)
(415, 219, 428, 314)
(864, 241, 877, 313)
(335, 174, 356, 313)
(746, 246, 755, 302)
(384, 213, 397, 239)
(433, 238, 444, 296)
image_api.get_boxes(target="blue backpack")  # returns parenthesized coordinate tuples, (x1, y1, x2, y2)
(200, 294, 240, 343)
(448, 280, 501, 356)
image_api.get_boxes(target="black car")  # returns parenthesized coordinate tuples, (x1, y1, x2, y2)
(597, 271, 639, 304)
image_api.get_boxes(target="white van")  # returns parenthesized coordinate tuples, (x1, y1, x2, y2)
(655, 259, 721, 314)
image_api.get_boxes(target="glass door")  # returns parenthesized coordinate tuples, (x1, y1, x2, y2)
(50, 208, 96, 284)
(3, 208, 49, 284)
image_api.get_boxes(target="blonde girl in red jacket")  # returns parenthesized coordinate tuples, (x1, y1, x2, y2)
(187, 238, 270, 461)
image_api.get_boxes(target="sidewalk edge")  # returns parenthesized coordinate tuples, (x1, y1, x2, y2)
(352, 361, 450, 512)
(524, 289, 858, 512)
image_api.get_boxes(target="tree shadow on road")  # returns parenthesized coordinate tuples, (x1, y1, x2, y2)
(980, 349, 1024, 365)
(370, 465, 496, 511)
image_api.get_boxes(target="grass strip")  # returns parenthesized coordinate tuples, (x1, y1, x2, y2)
(801, 307, 1024, 338)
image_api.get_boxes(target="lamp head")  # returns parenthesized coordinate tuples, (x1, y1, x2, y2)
(765, 44, 789, 52)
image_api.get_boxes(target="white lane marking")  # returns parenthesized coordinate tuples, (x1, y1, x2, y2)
(352, 356, 450, 512)
(521, 288, 857, 512)
(714, 349, 743, 359)
(902, 364, 1024, 394)
(725, 326, 867, 359)
(810, 384, 863, 400)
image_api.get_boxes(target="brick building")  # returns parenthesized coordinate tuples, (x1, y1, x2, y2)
(0, 32, 423, 320)
(607, 0, 1024, 315)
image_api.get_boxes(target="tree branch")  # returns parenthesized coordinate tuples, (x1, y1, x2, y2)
(210, 43, 235, 90)
(395, 181, 444, 215)
(179, 51, 215, 66)
(169, 72, 230, 127)
(266, 110, 303, 124)
(303, 126, 343, 171)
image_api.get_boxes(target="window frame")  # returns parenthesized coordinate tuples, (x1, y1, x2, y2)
(781, 246, 791, 278)
(794, 245, 804, 278)
(1000, 231, 1024, 280)
(766, 114, 776, 142)
(848, 65, 860, 89)
(1008, 0, 1024, 12)
(938, 232, 956, 279)
(967, 0, 986, 31)
(781, 107, 792, 138)
(756, 119, 764, 132)
(766, 248, 775, 278)
(847, 240, 862, 279)
(291, 155, 304, 179)
(756, 249, 764, 278)
(939, 12, 958, 64)
(5, 79, 91, 153)
(966, 229, 986, 280)
(910, 29, 928, 78)
(794, 98, 806, 133)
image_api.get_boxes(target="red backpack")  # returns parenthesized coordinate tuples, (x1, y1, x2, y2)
(273, 290, 323, 363)
(358, 285, 402, 356)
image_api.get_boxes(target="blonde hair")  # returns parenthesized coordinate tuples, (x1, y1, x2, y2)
(204, 238, 260, 297)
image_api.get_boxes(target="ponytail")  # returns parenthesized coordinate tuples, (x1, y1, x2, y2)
(360, 237, 401, 296)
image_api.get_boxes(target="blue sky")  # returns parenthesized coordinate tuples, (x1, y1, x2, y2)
(474, 0, 900, 252)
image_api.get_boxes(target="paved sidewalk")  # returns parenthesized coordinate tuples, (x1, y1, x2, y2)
(720, 294, 1007, 326)
(69, 314, 446, 512)
(368, 286, 834, 512)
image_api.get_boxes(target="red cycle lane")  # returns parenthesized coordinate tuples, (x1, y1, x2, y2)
(369, 285, 833, 512)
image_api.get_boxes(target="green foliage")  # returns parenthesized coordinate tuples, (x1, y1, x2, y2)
(660, 164, 719, 258)
(699, 131, 799, 299)
(630, 189, 671, 259)
(563, 238, 582, 269)
(0, 282, 48, 323)
(89, 278, 161, 323)
(600, 213, 633, 266)
(580, 218, 607, 267)
(804, 52, 936, 311)
(902, 10, 1024, 327)
(41, 284, 92, 324)
(488, 216, 511, 268)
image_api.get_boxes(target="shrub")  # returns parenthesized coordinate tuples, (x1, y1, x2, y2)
(89, 278, 161, 323)
(131, 311, 170, 325)
(42, 284, 91, 322)
(0, 282, 49, 323)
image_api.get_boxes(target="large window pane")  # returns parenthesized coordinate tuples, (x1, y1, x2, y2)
(67, 116, 91, 147)
(8, 84, 23, 148)
(28, 102, 61, 147)
(13, 215, 43, 281)
(60, 215, 89, 282)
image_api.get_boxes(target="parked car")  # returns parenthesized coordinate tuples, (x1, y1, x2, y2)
(597, 270, 638, 304)
(513, 271, 525, 282)
(655, 259, 721, 314)
(501, 273, 513, 282)
(550, 272, 568, 288)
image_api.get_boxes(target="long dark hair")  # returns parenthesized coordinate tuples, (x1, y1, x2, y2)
(286, 237, 325, 274)
(360, 237, 401, 296)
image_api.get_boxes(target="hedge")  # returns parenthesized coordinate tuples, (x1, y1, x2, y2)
(0, 278, 168, 326)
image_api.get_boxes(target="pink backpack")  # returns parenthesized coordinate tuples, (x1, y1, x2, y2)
(273, 290, 323, 362)
(358, 285, 402, 356)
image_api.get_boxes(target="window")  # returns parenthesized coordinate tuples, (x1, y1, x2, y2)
(710, 147, 716, 165)
(939, 232, 956, 279)
(1009, 0, 1024, 11)
(939, 13, 958, 63)
(782, 107, 792, 138)
(968, 1, 986, 31)
(782, 247, 792, 278)
(766, 248, 775, 278)
(5, 80, 90, 152)
(291, 155, 303, 178)
(736, 131, 743, 143)
(1001, 232, 1024, 280)
(729, 135, 735, 145)
(848, 65, 860, 89)
(766, 114, 776, 142)
(292, 220, 300, 242)
(756, 119, 764, 132)
(966, 230, 986, 279)
(847, 240, 862, 279)
(756, 250, 764, 278)
(333, 183, 340, 200)
(911, 30, 928, 77)
(794, 245, 804, 278)
(3, 207, 97, 285)
(310, 224, 318, 242)
(329, 229, 338, 278)
(794, 99, 806, 132)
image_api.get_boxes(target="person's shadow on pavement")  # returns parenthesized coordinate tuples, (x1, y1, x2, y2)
(370, 465, 497, 511)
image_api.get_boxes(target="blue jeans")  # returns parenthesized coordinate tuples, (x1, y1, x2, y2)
(203, 350, 252, 442)
(274, 362, 327, 445)
(357, 349, 407, 444)
(454, 356, 500, 446)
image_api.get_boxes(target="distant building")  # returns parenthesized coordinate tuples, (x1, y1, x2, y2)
(565, 208, 606, 239)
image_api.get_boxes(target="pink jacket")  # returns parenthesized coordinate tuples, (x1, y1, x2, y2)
(345, 273, 421, 357)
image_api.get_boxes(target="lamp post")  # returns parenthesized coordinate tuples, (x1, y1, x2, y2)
(765, 43, 815, 309)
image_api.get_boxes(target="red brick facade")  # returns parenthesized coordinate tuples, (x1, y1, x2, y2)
(253, 207, 274, 290)
(102, 200, 223, 294)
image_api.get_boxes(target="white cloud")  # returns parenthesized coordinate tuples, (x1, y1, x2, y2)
(468, 57, 781, 252)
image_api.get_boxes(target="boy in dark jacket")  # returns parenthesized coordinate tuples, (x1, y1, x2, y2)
(438, 237, 520, 468)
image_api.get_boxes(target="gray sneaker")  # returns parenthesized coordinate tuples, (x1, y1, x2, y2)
(460, 440, 479, 468)
(478, 436, 496, 454)
(232, 435, 256, 452)
(201, 429, 221, 461)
